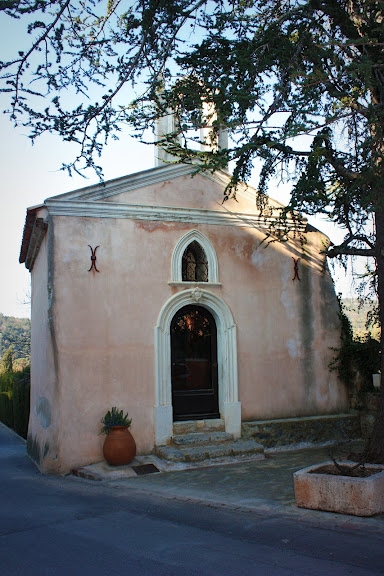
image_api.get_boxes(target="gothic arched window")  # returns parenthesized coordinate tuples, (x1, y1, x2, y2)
(171, 230, 219, 284)
(182, 241, 208, 282)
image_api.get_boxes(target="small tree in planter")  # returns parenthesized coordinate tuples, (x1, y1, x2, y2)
(294, 304, 384, 517)
(294, 460, 384, 516)
(100, 407, 136, 466)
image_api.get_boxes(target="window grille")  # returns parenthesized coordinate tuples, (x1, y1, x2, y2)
(182, 241, 208, 282)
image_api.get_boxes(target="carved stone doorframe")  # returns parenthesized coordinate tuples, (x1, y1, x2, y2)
(154, 288, 241, 445)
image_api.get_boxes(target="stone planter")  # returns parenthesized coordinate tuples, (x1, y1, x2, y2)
(293, 461, 384, 517)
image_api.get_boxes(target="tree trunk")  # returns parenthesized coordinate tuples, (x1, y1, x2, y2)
(364, 210, 384, 463)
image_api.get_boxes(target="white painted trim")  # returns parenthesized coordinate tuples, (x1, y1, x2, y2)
(154, 288, 240, 445)
(171, 230, 219, 283)
(46, 164, 199, 202)
(45, 200, 305, 231)
(39, 162, 306, 229)
(43, 163, 236, 204)
(40, 162, 306, 231)
(169, 282, 222, 287)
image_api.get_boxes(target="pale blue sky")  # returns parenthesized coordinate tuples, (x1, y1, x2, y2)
(0, 110, 155, 318)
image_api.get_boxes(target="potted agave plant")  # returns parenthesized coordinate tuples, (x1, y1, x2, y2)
(100, 407, 136, 466)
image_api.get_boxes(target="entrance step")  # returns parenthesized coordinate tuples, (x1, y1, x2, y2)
(155, 429, 264, 464)
(172, 431, 234, 446)
(172, 419, 225, 435)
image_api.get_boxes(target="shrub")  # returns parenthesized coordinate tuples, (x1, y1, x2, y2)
(0, 371, 14, 395)
(330, 298, 380, 394)
(0, 392, 14, 428)
(12, 367, 30, 438)
(0, 365, 30, 439)
(0, 346, 14, 373)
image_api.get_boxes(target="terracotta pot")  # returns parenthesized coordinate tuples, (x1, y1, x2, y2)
(103, 426, 136, 466)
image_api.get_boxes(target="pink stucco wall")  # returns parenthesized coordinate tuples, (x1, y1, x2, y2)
(28, 208, 62, 473)
(27, 171, 348, 474)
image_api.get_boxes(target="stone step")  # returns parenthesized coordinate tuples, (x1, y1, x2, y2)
(172, 431, 234, 446)
(173, 419, 225, 435)
(155, 439, 264, 463)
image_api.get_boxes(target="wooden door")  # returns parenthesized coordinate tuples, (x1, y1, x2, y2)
(171, 305, 219, 421)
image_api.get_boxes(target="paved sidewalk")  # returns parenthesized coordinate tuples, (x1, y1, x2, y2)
(75, 441, 384, 535)
(2, 422, 384, 535)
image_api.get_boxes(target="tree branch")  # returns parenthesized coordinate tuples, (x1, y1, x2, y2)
(326, 244, 375, 258)
(8, 1, 71, 112)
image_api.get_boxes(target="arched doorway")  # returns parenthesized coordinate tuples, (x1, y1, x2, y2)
(171, 305, 219, 421)
(154, 288, 241, 446)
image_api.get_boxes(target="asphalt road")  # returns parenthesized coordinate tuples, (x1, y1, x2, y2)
(1, 426, 383, 575)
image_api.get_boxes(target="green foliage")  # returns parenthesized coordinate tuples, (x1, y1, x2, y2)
(0, 392, 14, 429)
(0, 370, 15, 395)
(13, 357, 30, 371)
(342, 298, 380, 340)
(100, 407, 132, 435)
(12, 366, 30, 439)
(330, 299, 380, 390)
(0, 366, 30, 439)
(1, 346, 14, 373)
(0, 314, 30, 361)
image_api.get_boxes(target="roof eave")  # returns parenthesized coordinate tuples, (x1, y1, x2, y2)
(19, 205, 47, 270)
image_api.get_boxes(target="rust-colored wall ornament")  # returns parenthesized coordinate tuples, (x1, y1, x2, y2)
(292, 257, 300, 281)
(88, 245, 100, 272)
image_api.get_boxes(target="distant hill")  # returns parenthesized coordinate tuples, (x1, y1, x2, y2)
(341, 298, 379, 340)
(0, 314, 31, 360)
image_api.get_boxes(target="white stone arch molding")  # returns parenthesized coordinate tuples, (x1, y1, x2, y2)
(171, 229, 219, 283)
(154, 288, 241, 445)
